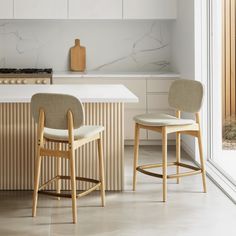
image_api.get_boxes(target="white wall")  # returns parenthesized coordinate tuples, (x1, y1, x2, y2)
(0, 20, 172, 72)
(171, 0, 196, 157)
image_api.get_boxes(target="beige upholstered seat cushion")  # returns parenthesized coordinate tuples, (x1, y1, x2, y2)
(44, 125, 104, 141)
(134, 113, 195, 126)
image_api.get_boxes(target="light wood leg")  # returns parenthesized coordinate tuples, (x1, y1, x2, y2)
(56, 143, 62, 200)
(197, 131, 207, 193)
(70, 149, 77, 224)
(67, 110, 77, 223)
(133, 123, 140, 191)
(97, 138, 105, 207)
(162, 127, 167, 202)
(176, 132, 181, 184)
(32, 150, 42, 217)
(32, 109, 44, 217)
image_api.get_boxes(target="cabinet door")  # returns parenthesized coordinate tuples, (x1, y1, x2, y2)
(69, 0, 122, 19)
(14, 0, 67, 19)
(123, 0, 177, 19)
(147, 79, 175, 93)
(147, 94, 170, 110)
(0, 0, 13, 19)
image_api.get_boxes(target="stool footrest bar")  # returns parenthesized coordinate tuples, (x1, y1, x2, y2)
(38, 175, 100, 191)
(167, 170, 202, 179)
(136, 162, 202, 179)
(137, 166, 163, 178)
(38, 183, 101, 199)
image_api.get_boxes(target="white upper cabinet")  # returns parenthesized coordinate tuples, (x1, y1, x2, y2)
(14, 0, 67, 19)
(0, 0, 13, 19)
(0, 0, 177, 20)
(68, 0, 122, 19)
(123, 0, 177, 19)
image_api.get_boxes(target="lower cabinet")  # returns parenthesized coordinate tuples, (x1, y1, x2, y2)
(147, 94, 170, 110)
(53, 75, 179, 142)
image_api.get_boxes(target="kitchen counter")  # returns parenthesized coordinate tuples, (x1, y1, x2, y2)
(53, 71, 180, 79)
(0, 84, 138, 103)
(0, 84, 138, 191)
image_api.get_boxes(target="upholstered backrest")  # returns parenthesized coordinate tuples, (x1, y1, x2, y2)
(168, 79, 204, 113)
(31, 93, 84, 129)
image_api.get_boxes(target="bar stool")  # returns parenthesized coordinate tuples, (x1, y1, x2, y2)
(133, 79, 207, 201)
(31, 93, 105, 223)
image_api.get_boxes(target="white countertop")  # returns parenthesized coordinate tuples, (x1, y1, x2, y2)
(53, 71, 180, 79)
(0, 84, 138, 103)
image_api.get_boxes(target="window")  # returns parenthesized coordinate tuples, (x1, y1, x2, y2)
(222, 0, 236, 150)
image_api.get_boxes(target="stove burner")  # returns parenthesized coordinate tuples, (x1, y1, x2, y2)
(0, 68, 53, 74)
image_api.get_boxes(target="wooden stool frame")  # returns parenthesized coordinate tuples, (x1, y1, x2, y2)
(32, 109, 105, 224)
(133, 111, 207, 202)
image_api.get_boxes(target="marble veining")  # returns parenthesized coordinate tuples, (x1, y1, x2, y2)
(0, 20, 172, 72)
(92, 21, 170, 71)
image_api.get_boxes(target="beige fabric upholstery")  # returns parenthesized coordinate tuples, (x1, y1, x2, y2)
(44, 125, 104, 141)
(31, 93, 84, 129)
(134, 113, 195, 126)
(168, 79, 204, 113)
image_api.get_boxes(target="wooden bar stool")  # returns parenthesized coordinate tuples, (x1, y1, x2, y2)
(31, 93, 105, 223)
(133, 79, 207, 202)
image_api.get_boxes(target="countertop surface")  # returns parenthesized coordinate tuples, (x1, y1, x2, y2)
(0, 84, 138, 103)
(53, 71, 180, 79)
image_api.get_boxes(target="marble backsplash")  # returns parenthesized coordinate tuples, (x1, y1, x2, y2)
(0, 20, 173, 72)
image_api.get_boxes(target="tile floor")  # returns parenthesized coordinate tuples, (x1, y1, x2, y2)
(0, 146, 236, 236)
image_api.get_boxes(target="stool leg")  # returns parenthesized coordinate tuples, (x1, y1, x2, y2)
(98, 138, 105, 207)
(197, 130, 207, 193)
(32, 151, 42, 217)
(56, 143, 62, 200)
(162, 127, 167, 202)
(133, 123, 140, 191)
(70, 150, 77, 224)
(176, 132, 181, 184)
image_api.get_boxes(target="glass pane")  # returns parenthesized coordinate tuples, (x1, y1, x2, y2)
(222, 0, 236, 150)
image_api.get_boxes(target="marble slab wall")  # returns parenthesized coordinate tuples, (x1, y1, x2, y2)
(0, 20, 172, 72)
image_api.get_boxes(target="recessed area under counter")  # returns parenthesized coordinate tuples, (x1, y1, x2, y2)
(0, 85, 138, 191)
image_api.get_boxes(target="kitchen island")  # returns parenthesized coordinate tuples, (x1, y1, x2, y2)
(0, 84, 138, 191)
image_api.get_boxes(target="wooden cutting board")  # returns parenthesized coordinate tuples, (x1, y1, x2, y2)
(70, 39, 86, 72)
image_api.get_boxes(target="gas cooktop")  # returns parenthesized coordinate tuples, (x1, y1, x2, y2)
(0, 68, 53, 74)
(0, 68, 53, 84)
